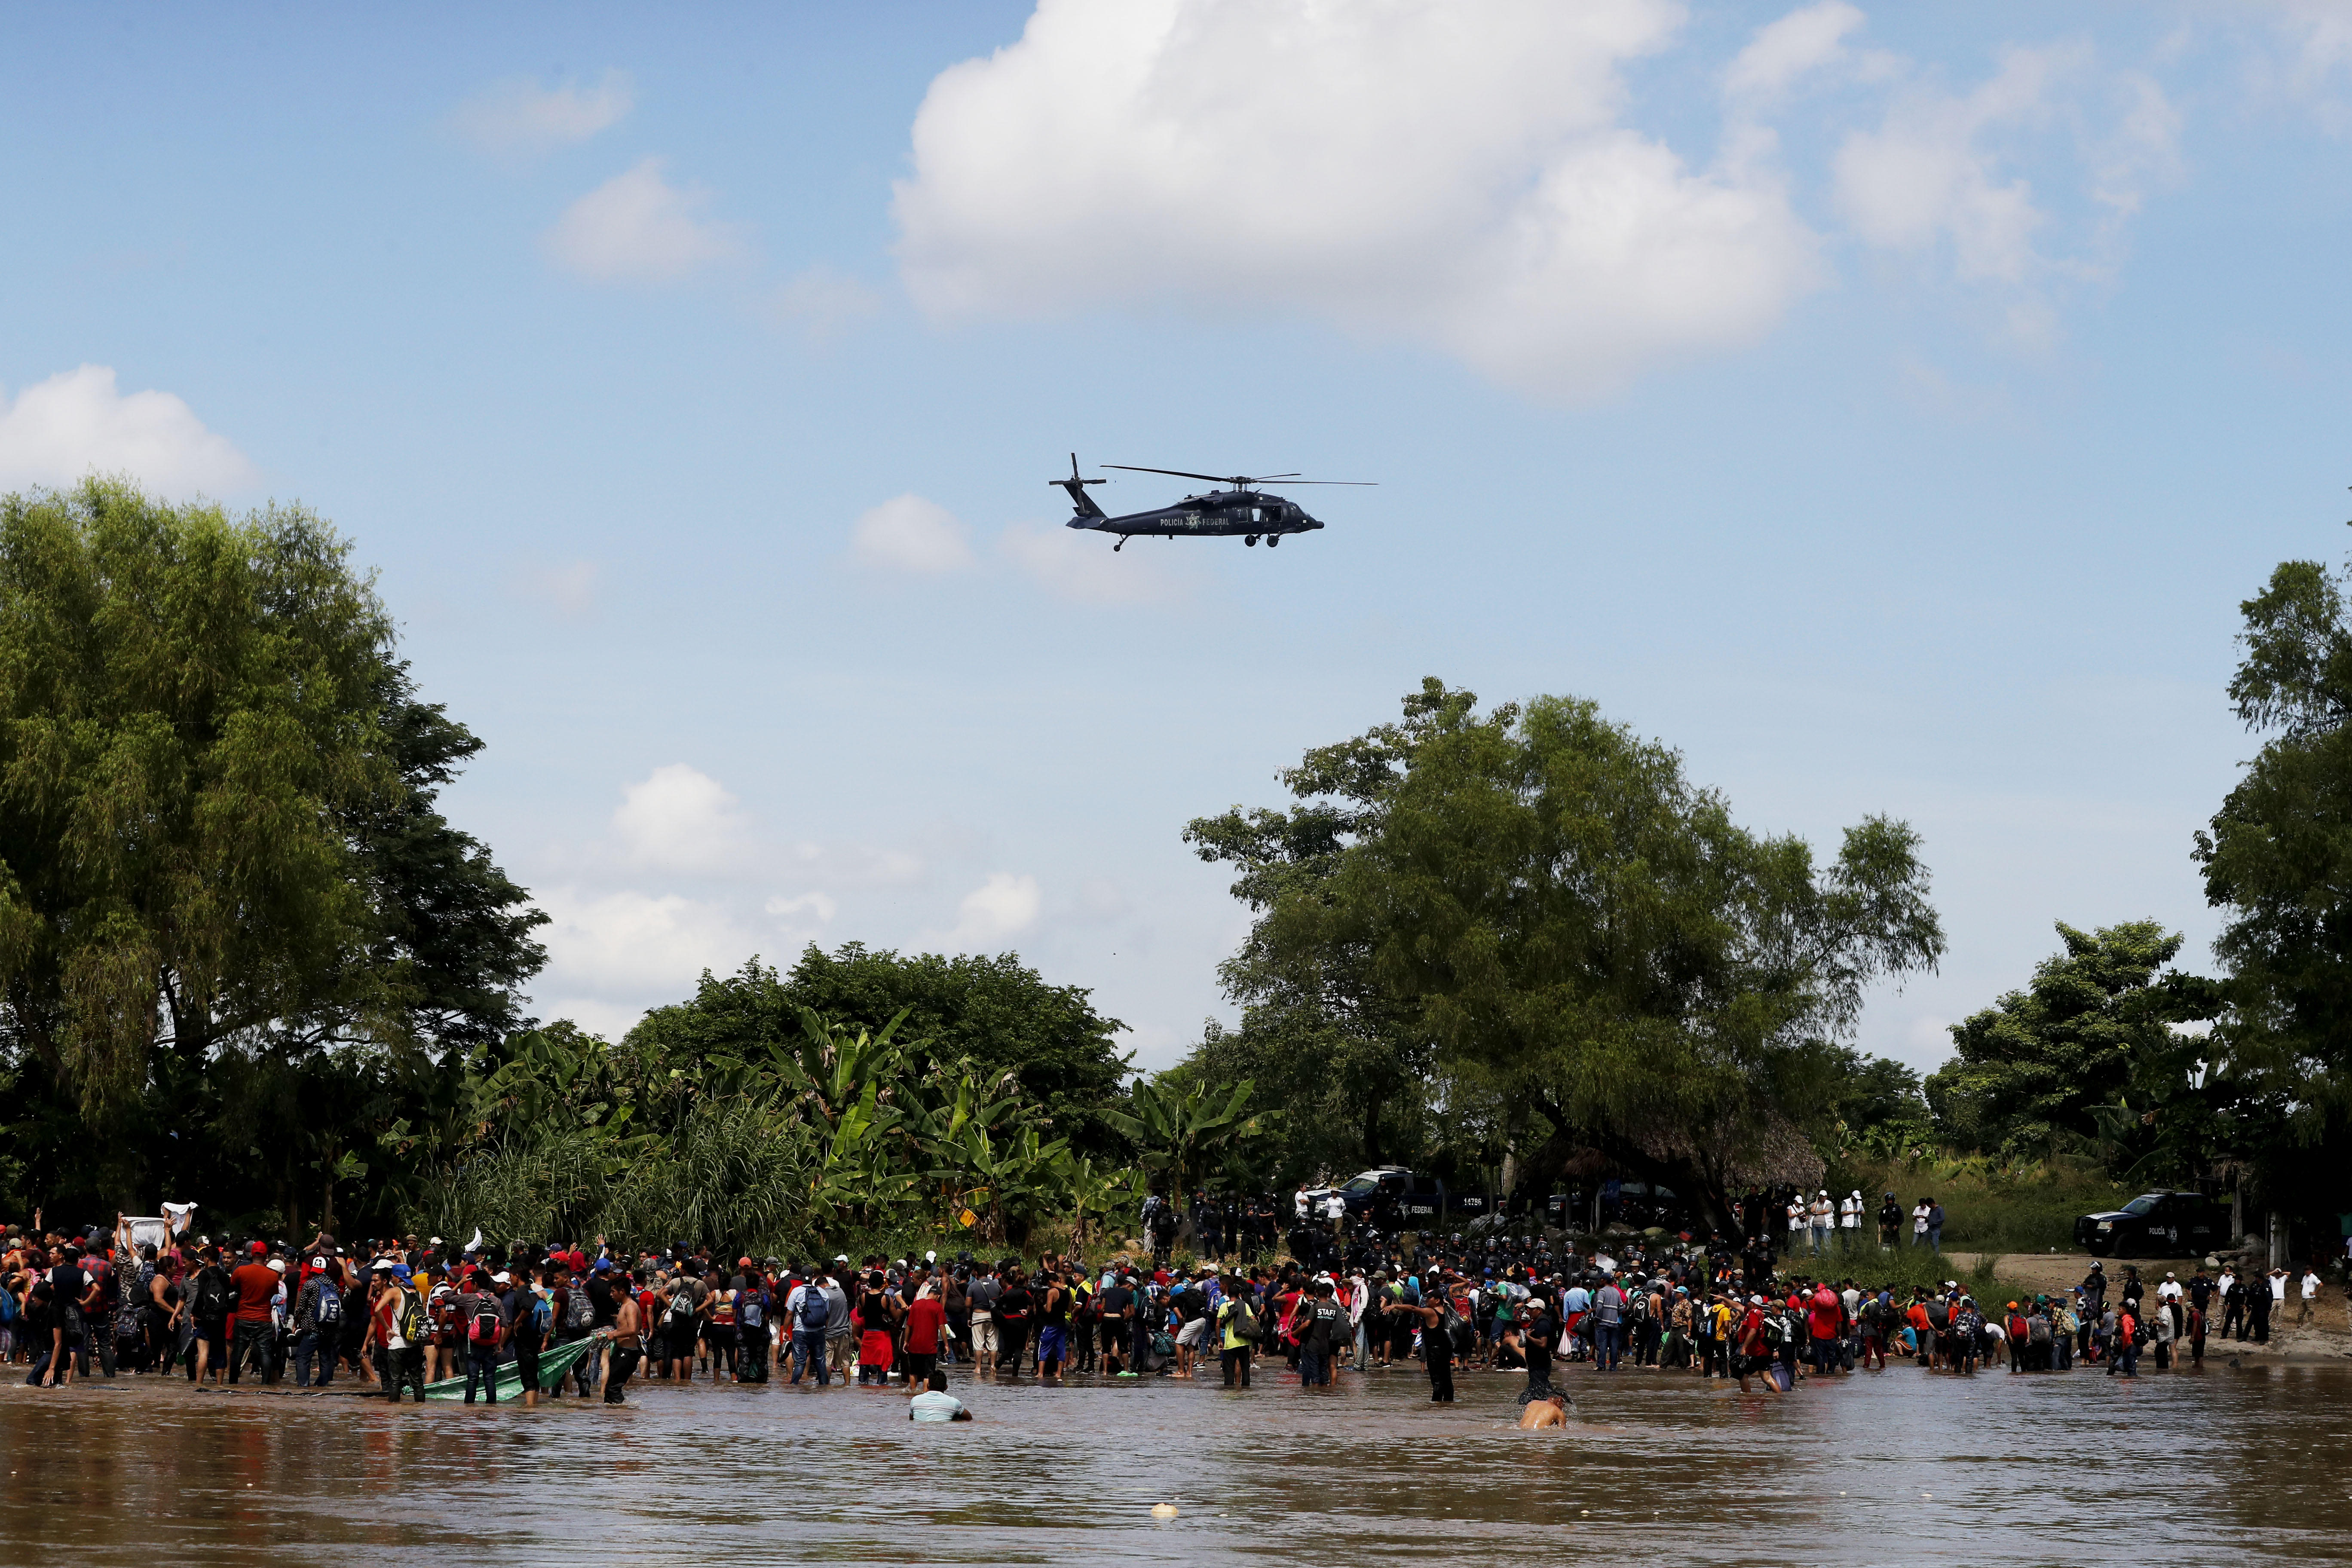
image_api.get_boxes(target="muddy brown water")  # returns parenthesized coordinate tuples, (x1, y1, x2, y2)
(2, 1356, 2347, 1563)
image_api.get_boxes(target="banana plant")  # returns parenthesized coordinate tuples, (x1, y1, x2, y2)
(1101, 1075, 1263, 1195)
(930, 1117, 1069, 1243)
(1054, 1151, 1146, 1252)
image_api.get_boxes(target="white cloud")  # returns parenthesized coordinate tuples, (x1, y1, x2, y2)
(2087, 71, 2184, 229)
(1724, 2, 1867, 106)
(533, 997, 649, 1044)
(451, 70, 634, 159)
(612, 763, 749, 874)
(2233, 2, 2352, 134)
(765, 891, 839, 925)
(766, 266, 884, 341)
(1833, 43, 2178, 294)
(941, 873, 1041, 950)
(545, 158, 744, 283)
(513, 558, 598, 617)
(850, 493, 975, 574)
(0, 365, 255, 494)
(2269, 0, 2352, 88)
(998, 519, 1196, 605)
(892, 0, 1822, 402)
(536, 888, 756, 996)
(1833, 47, 2064, 284)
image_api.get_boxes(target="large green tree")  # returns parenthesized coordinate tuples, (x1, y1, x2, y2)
(1923, 920, 2187, 1155)
(2189, 557, 2352, 1216)
(0, 480, 545, 1222)
(622, 943, 1132, 1156)
(1203, 679, 1944, 1228)
(1185, 700, 1436, 1173)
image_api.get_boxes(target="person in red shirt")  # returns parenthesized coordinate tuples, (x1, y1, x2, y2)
(1808, 1283, 1844, 1377)
(902, 1271, 946, 1390)
(227, 1243, 281, 1385)
(1735, 1296, 1781, 1395)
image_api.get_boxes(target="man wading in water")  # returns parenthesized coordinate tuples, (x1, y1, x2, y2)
(1390, 1272, 1458, 1403)
(605, 1280, 643, 1403)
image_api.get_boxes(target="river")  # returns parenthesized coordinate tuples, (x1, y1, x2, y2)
(2, 1356, 2345, 1563)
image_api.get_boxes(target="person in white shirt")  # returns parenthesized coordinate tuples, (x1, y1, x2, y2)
(908, 1369, 973, 1421)
(1808, 1191, 1834, 1255)
(1788, 1200, 1805, 1242)
(2300, 1267, 2322, 1325)
(1912, 1202, 1932, 1246)
(2157, 1272, 2183, 1303)
(1839, 1191, 1862, 1232)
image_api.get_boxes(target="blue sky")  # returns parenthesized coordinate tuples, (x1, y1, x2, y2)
(4, 1, 2349, 1076)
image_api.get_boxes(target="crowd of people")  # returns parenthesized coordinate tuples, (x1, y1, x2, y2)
(0, 1207, 2328, 1409)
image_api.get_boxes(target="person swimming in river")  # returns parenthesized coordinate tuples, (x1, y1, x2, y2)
(1517, 1390, 1569, 1428)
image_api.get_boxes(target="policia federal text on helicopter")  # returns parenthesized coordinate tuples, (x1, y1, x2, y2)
(1054, 454, 1372, 551)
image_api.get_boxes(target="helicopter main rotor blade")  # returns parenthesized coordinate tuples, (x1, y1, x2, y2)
(1102, 464, 1244, 484)
(1102, 464, 1371, 487)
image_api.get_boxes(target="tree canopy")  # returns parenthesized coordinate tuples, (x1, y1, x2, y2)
(0, 480, 545, 1227)
(1188, 679, 1944, 1226)
(622, 943, 1132, 1156)
(2196, 560, 2352, 1127)
(1923, 920, 2187, 1156)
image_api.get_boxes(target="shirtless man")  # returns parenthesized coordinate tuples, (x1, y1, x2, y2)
(1517, 1389, 1570, 1428)
(604, 1280, 644, 1404)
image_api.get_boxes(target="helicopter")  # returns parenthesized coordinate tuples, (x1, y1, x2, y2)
(1053, 454, 1372, 550)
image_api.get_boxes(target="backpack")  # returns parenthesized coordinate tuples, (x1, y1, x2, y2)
(566, 1286, 594, 1332)
(531, 1292, 554, 1334)
(739, 1290, 764, 1329)
(665, 1288, 696, 1327)
(1763, 1312, 1791, 1349)
(1226, 1298, 1258, 1338)
(797, 1286, 830, 1332)
(469, 1295, 503, 1344)
(194, 1267, 230, 1320)
(1631, 1290, 1653, 1323)
(396, 1288, 426, 1344)
(2028, 1315, 2052, 1344)
(316, 1281, 343, 1326)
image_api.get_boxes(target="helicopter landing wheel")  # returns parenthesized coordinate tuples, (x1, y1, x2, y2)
(1245, 535, 1258, 546)
(1113, 539, 1124, 552)
(1267, 534, 1280, 547)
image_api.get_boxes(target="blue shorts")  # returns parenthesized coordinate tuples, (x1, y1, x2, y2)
(1036, 1326, 1068, 1363)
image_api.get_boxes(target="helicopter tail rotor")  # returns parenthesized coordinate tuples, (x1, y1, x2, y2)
(1053, 452, 1108, 520)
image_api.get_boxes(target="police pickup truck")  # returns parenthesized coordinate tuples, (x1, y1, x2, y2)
(1302, 1166, 1488, 1223)
(2073, 1190, 2230, 1258)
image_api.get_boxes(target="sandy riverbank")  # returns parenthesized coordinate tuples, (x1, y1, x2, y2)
(1948, 1250, 2352, 1361)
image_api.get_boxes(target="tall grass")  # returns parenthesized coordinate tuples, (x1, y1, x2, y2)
(1831, 1151, 2132, 1254)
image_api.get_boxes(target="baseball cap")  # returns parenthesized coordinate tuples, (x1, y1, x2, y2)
(310, 1256, 326, 1269)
